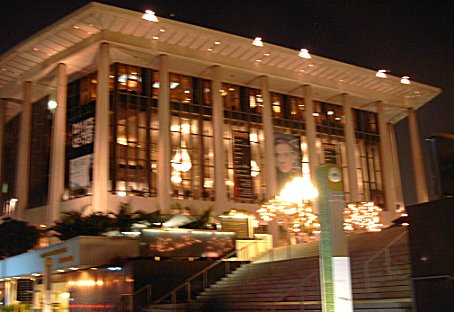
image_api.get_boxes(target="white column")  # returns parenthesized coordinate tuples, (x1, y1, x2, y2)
(303, 85, 319, 182)
(342, 93, 360, 202)
(388, 123, 404, 208)
(15, 81, 32, 220)
(211, 66, 227, 214)
(158, 54, 171, 212)
(47, 63, 67, 225)
(376, 102, 396, 216)
(92, 43, 110, 213)
(408, 108, 429, 203)
(0, 100, 5, 207)
(260, 76, 277, 198)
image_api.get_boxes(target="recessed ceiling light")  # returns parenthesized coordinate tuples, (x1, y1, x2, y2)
(400, 76, 411, 85)
(252, 37, 263, 47)
(298, 49, 311, 59)
(376, 69, 387, 78)
(142, 10, 159, 22)
(214, 41, 221, 45)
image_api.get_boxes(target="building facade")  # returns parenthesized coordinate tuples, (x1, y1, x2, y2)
(0, 3, 440, 229)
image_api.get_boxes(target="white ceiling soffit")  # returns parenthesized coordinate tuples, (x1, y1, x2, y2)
(0, 2, 441, 123)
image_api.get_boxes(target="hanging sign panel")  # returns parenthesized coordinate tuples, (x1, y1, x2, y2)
(232, 130, 254, 202)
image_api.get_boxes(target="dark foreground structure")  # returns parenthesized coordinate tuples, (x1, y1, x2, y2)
(406, 197, 454, 312)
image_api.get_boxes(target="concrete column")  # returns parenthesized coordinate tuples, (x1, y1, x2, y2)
(15, 81, 32, 220)
(376, 102, 397, 218)
(158, 54, 171, 212)
(260, 76, 277, 198)
(211, 66, 227, 214)
(342, 93, 360, 202)
(47, 63, 67, 225)
(388, 123, 404, 207)
(408, 108, 429, 203)
(0, 100, 5, 207)
(303, 85, 319, 182)
(92, 43, 110, 213)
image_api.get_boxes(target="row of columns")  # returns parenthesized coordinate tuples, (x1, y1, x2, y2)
(10, 43, 427, 224)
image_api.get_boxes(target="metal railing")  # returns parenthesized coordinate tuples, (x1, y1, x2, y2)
(268, 271, 319, 312)
(363, 230, 408, 291)
(154, 241, 257, 305)
(114, 284, 152, 312)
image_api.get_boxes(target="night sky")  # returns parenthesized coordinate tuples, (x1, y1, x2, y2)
(0, 1, 453, 205)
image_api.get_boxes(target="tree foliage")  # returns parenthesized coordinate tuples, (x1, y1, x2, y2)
(49, 203, 162, 241)
(180, 207, 212, 229)
(0, 217, 40, 258)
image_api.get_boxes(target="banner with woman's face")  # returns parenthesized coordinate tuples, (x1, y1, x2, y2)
(275, 133, 302, 193)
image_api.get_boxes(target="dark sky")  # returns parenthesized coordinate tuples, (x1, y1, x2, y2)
(0, 1, 453, 204)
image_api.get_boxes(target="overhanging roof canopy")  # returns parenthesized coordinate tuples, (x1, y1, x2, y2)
(0, 2, 441, 123)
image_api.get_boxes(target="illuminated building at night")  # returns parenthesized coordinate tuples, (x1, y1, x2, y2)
(0, 3, 440, 228)
(0, 2, 442, 310)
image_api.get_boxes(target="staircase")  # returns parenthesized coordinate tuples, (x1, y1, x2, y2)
(146, 226, 413, 311)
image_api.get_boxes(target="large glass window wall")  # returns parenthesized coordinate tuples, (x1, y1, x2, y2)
(65, 73, 97, 198)
(29, 96, 52, 208)
(223, 84, 265, 203)
(110, 63, 158, 196)
(169, 73, 214, 200)
(1, 115, 19, 215)
(354, 109, 383, 206)
(313, 101, 349, 200)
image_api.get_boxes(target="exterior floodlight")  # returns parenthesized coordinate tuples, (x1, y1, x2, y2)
(298, 49, 311, 59)
(376, 69, 387, 78)
(47, 99, 57, 111)
(252, 37, 263, 47)
(400, 76, 411, 85)
(142, 10, 159, 22)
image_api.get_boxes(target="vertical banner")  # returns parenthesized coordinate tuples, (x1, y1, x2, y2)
(274, 133, 302, 192)
(232, 130, 254, 202)
(67, 101, 95, 192)
(316, 164, 352, 312)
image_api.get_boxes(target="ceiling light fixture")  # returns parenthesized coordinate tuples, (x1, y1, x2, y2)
(142, 10, 159, 22)
(298, 49, 311, 59)
(376, 69, 387, 78)
(252, 37, 263, 47)
(400, 76, 411, 85)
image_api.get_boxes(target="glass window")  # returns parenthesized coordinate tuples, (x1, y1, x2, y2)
(29, 96, 52, 208)
(1, 115, 20, 215)
(65, 73, 97, 198)
(222, 84, 240, 111)
(314, 101, 344, 136)
(110, 63, 158, 196)
(354, 109, 383, 206)
(170, 73, 214, 200)
(223, 83, 265, 203)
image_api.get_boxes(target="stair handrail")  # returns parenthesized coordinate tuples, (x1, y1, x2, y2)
(113, 284, 152, 312)
(363, 229, 408, 291)
(278, 270, 318, 302)
(153, 241, 258, 304)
